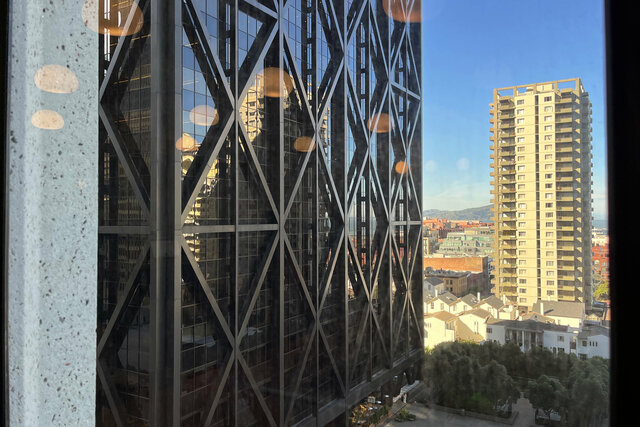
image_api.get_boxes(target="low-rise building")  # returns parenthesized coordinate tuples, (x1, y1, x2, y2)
(424, 291, 458, 314)
(424, 312, 456, 349)
(451, 293, 480, 314)
(423, 276, 445, 300)
(424, 257, 490, 294)
(452, 318, 484, 343)
(576, 324, 610, 359)
(486, 319, 574, 353)
(474, 295, 518, 320)
(425, 269, 471, 296)
(458, 308, 492, 340)
(531, 301, 586, 330)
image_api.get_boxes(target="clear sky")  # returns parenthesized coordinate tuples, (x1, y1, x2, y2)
(420, 0, 607, 220)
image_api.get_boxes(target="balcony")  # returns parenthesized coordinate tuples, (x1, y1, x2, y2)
(556, 96, 574, 104)
(555, 155, 574, 162)
(556, 136, 574, 143)
(499, 140, 515, 148)
(555, 115, 573, 123)
(556, 146, 574, 153)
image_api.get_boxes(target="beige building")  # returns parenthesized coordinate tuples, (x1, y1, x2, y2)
(490, 78, 593, 312)
(424, 312, 456, 349)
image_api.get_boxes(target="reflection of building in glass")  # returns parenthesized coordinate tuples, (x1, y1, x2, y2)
(490, 79, 593, 313)
(97, 1, 422, 426)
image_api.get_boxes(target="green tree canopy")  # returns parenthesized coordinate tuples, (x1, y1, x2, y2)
(593, 281, 609, 301)
(527, 375, 568, 421)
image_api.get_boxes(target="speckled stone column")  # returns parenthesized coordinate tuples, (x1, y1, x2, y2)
(6, 0, 98, 425)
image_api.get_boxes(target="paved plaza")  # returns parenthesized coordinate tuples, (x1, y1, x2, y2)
(385, 397, 536, 427)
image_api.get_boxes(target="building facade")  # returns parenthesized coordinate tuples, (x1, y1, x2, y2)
(437, 227, 493, 257)
(490, 79, 593, 312)
(96, 0, 422, 426)
(592, 242, 609, 283)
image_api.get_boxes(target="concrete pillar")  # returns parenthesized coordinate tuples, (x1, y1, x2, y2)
(6, 0, 98, 425)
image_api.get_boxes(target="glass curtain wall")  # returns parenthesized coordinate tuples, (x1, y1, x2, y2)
(96, 0, 422, 425)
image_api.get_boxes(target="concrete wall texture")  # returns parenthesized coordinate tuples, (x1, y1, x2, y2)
(6, 0, 98, 425)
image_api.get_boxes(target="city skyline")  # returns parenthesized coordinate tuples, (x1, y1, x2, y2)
(420, 0, 607, 219)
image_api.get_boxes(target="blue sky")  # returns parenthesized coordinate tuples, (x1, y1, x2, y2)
(420, 0, 607, 220)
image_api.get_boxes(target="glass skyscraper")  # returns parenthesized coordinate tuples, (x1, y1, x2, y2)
(96, 0, 422, 425)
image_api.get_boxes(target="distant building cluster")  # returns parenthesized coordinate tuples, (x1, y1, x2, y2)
(423, 256, 490, 296)
(423, 283, 610, 360)
(592, 231, 609, 284)
(438, 226, 493, 257)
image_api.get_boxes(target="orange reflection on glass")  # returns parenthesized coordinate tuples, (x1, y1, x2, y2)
(34, 65, 79, 94)
(176, 133, 197, 152)
(367, 113, 393, 133)
(31, 110, 64, 130)
(262, 67, 294, 98)
(293, 136, 316, 152)
(82, 0, 144, 37)
(383, 0, 422, 23)
(394, 160, 409, 175)
(189, 105, 219, 127)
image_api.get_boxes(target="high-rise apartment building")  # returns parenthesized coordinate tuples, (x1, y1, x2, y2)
(96, 0, 422, 426)
(489, 79, 593, 313)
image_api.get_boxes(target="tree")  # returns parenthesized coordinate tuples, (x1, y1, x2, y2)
(478, 360, 519, 408)
(565, 358, 609, 426)
(568, 377, 608, 426)
(497, 341, 525, 377)
(527, 375, 568, 422)
(593, 281, 609, 301)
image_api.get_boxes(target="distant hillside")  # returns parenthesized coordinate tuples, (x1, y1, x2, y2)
(422, 205, 493, 222)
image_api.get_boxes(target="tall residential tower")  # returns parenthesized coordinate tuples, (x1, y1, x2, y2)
(490, 79, 593, 313)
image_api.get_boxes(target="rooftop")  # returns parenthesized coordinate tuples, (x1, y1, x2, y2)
(477, 295, 505, 310)
(521, 312, 555, 324)
(425, 311, 457, 322)
(459, 307, 492, 319)
(578, 324, 610, 339)
(458, 294, 480, 307)
(487, 318, 569, 333)
(532, 301, 585, 320)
